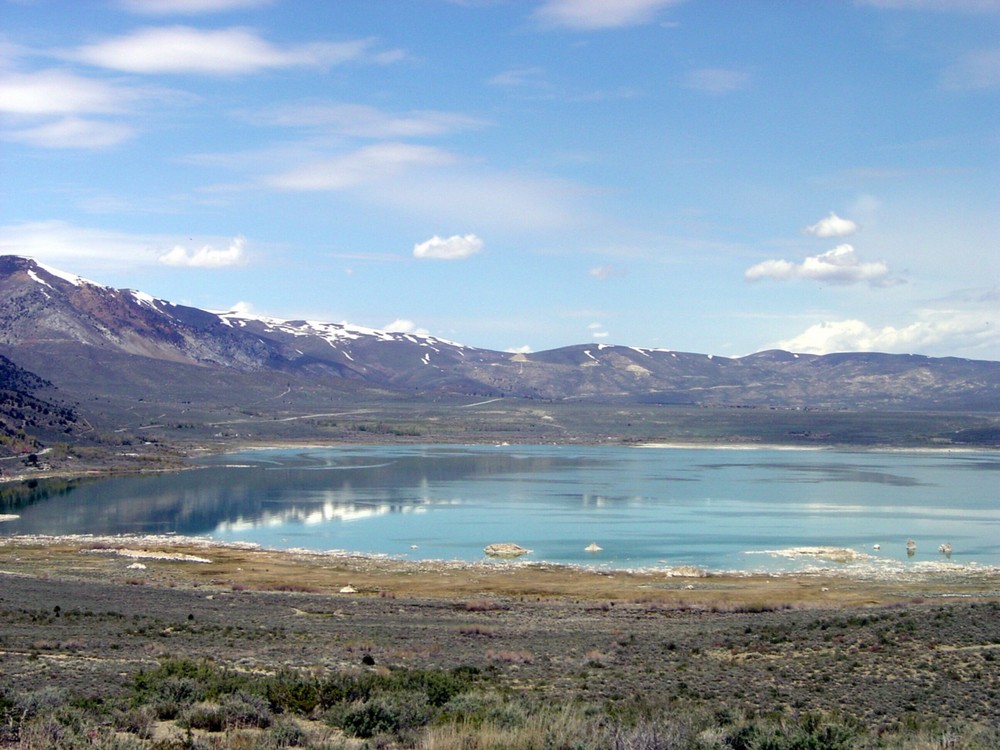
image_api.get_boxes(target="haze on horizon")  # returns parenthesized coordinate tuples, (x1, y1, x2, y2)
(1, 0, 997, 360)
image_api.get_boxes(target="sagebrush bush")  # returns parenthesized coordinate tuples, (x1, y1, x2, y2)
(221, 692, 273, 729)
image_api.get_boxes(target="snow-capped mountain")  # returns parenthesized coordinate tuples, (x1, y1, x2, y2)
(1, 255, 998, 414)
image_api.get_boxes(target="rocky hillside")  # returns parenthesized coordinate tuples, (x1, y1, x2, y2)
(0, 255, 997, 416)
(0, 354, 81, 455)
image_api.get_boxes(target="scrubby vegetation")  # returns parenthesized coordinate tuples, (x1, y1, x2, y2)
(2, 547, 998, 750)
(3, 654, 998, 749)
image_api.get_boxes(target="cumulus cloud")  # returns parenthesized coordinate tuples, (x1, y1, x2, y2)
(533, 0, 685, 30)
(66, 26, 390, 75)
(383, 319, 429, 336)
(413, 234, 484, 260)
(681, 68, 751, 94)
(118, 0, 273, 13)
(773, 309, 997, 357)
(803, 212, 859, 238)
(745, 244, 890, 285)
(159, 236, 246, 267)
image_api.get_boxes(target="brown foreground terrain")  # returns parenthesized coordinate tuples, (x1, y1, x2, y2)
(1, 537, 999, 749)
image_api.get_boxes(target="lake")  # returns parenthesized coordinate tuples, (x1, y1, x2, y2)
(2, 445, 998, 573)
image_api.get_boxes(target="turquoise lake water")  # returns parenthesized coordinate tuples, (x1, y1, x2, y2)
(3, 445, 998, 573)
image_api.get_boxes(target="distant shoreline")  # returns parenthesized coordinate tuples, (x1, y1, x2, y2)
(3, 532, 998, 587)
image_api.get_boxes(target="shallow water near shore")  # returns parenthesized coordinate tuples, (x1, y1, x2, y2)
(2, 444, 998, 573)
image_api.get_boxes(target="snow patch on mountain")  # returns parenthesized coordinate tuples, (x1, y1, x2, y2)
(35, 260, 95, 288)
(27, 269, 52, 289)
(131, 290, 161, 309)
(214, 310, 467, 351)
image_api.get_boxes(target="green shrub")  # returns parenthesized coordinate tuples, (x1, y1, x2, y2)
(263, 670, 322, 715)
(15, 687, 70, 719)
(112, 704, 157, 738)
(221, 692, 273, 729)
(178, 702, 226, 732)
(268, 718, 308, 747)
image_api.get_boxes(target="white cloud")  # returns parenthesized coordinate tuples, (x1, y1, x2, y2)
(261, 139, 585, 230)
(367, 169, 585, 231)
(506, 345, 533, 354)
(118, 0, 273, 13)
(256, 103, 487, 139)
(159, 236, 247, 267)
(587, 321, 610, 339)
(773, 307, 998, 357)
(0, 70, 130, 115)
(0, 221, 253, 275)
(489, 66, 548, 88)
(745, 244, 891, 285)
(267, 143, 456, 191)
(0, 70, 139, 149)
(0, 220, 193, 272)
(383, 319, 429, 336)
(4, 117, 135, 149)
(533, 0, 685, 30)
(588, 265, 623, 279)
(237, 141, 586, 231)
(226, 300, 257, 316)
(67, 26, 388, 75)
(413, 234, 484, 260)
(681, 68, 751, 95)
(804, 212, 859, 238)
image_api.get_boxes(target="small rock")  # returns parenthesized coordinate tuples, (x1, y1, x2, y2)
(484, 543, 531, 558)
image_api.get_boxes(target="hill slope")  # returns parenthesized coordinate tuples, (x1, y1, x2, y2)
(0, 255, 997, 430)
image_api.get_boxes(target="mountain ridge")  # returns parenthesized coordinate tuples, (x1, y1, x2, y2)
(0, 255, 997, 422)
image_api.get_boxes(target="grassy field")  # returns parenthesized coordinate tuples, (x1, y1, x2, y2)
(1, 538, 998, 749)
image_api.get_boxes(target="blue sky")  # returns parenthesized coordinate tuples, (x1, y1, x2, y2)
(1, 0, 998, 359)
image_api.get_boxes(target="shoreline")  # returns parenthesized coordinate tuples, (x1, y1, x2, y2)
(3, 435, 996, 486)
(4, 527, 998, 579)
(3, 532, 998, 608)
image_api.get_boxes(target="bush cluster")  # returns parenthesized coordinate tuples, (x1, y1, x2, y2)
(3, 657, 998, 749)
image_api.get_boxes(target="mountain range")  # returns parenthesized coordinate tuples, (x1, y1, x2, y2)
(0, 254, 997, 454)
